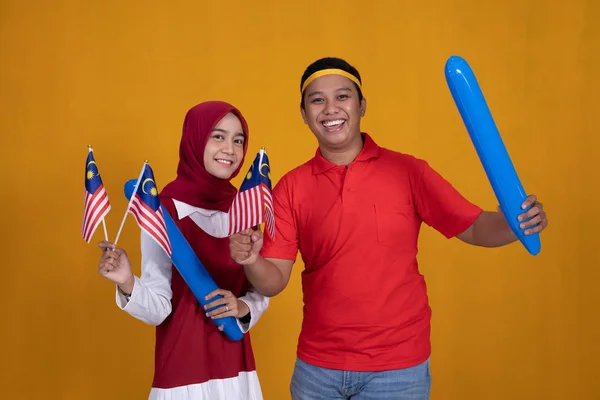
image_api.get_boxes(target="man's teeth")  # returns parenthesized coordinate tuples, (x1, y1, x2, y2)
(216, 159, 233, 165)
(322, 119, 345, 127)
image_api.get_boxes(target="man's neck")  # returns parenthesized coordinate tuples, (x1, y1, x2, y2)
(320, 133, 364, 166)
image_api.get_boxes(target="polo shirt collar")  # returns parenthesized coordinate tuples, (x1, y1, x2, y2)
(311, 132, 381, 175)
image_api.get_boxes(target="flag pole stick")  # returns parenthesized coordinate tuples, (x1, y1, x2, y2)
(251, 148, 266, 232)
(102, 219, 109, 241)
(114, 161, 147, 246)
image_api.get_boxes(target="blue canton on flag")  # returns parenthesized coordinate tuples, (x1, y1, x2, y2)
(128, 163, 172, 256)
(81, 147, 111, 242)
(228, 148, 275, 239)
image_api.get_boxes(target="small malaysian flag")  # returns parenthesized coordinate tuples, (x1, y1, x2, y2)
(117, 162, 172, 257)
(81, 146, 111, 242)
(228, 148, 275, 239)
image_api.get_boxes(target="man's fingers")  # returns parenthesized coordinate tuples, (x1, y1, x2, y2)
(232, 250, 252, 262)
(520, 214, 542, 229)
(518, 205, 542, 222)
(231, 241, 253, 254)
(524, 212, 547, 234)
(232, 240, 252, 250)
(525, 223, 544, 235)
(232, 235, 252, 245)
(251, 229, 263, 243)
(231, 229, 253, 239)
(521, 194, 537, 210)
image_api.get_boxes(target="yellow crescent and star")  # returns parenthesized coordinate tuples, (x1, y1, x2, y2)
(245, 162, 271, 180)
(259, 163, 271, 179)
(246, 163, 253, 180)
(142, 178, 158, 196)
(86, 160, 97, 180)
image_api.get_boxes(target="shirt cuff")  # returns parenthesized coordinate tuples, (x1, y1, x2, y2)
(235, 298, 252, 333)
(115, 276, 139, 310)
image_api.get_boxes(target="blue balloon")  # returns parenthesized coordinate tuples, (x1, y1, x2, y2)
(124, 179, 244, 341)
(444, 55, 541, 256)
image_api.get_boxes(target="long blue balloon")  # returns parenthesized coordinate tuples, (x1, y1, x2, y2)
(444, 55, 541, 256)
(124, 179, 244, 341)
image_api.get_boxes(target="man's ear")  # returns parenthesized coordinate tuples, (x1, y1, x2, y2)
(300, 105, 308, 124)
(360, 97, 367, 117)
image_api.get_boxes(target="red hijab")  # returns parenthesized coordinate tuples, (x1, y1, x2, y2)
(160, 101, 249, 211)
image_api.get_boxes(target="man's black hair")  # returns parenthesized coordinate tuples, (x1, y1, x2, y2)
(300, 57, 363, 109)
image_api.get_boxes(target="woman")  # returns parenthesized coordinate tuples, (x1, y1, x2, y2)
(97, 101, 268, 399)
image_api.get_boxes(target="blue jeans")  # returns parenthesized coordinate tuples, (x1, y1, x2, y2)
(290, 357, 431, 400)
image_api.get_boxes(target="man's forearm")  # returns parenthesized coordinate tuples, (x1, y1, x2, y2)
(471, 211, 518, 247)
(243, 256, 288, 297)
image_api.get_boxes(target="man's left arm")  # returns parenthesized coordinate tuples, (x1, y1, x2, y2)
(413, 159, 548, 246)
(456, 195, 548, 247)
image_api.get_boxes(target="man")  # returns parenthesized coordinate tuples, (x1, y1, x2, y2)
(229, 57, 548, 399)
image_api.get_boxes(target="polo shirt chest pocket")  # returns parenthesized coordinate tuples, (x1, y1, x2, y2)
(374, 203, 418, 249)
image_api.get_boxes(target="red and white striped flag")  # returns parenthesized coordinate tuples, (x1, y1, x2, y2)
(227, 148, 275, 239)
(82, 146, 110, 242)
(114, 162, 172, 257)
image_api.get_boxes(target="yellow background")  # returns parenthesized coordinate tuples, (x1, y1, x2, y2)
(1, 1, 598, 399)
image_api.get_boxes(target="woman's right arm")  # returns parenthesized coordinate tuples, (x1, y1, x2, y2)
(98, 232, 173, 326)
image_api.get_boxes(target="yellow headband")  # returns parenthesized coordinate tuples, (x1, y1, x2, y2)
(301, 68, 362, 93)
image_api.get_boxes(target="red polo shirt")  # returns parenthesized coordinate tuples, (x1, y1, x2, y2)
(260, 133, 482, 371)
